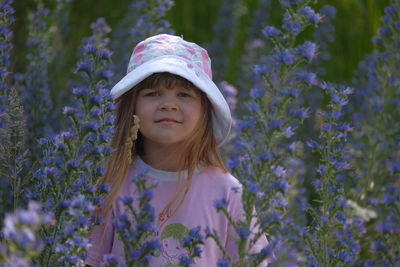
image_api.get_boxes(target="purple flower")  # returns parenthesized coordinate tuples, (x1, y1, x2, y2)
(307, 140, 320, 148)
(290, 87, 300, 98)
(332, 94, 348, 106)
(297, 72, 317, 85)
(179, 255, 193, 265)
(138, 222, 156, 232)
(248, 101, 260, 111)
(280, 49, 295, 64)
(103, 253, 117, 264)
(83, 44, 97, 54)
(253, 64, 267, 75)
(317, 164, 326, 175)
(336, 211, 346, 223)
(83, 121, 100, 131)
(283, 126, 295, 137)
(334, 161, 349, 170)
(262, 26, 281, 37)
(371, 240, 386, 252)
(62, 106, 78, 115)
(213, 198, 228, 209)
(268, 119, 283, 129)
(43, 167, 57, 176)
(298, 41, 317, 61)
(194, 246, 202, 255)
(257, 151, 273, 161)
(321, 123, 332, 131)
(312, 179, 322, 190)
(119, 195, 133, 205)
(72, 236, 89, 248)
(247, 182, 260, 194)
(76, 61, 92, 73)
(332, 110, 342, 118)
(217, 258, 230, 267)
(237, 117, 256, 130)
(3, 201, 51, 249)
(99, 48, 111, 59)
(275, 180, 289, 192)
(338, 250, 353, 264)
(67, 160, 79, 169)
(129, 250, 140, 259)
(98, 183, 110, 193)
(60, 131, 73, 140)
(142, 189, 153, 200)
(337, 123, 352, 132)
(296, 107, 309, 119)
(363, 260, 376, 267)
(226, 158, 240, 169)
(250, 87, 265, 98)
(284, 20, 301, 35)
(273, 165, 287, 177)
(384, 5, 396, 14)
(238, 227, 250, 238)
(280, 0, 296, 6)
(90, 107, 102, 116)
(321, 5, 336, 18)
(300, 6, 322, 24)
(189, 226, 203, 240)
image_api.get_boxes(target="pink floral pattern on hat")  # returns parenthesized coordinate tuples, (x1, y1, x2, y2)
(127, 34, 213, 79)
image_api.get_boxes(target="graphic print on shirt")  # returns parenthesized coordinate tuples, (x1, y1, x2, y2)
(153, 223, 189, 266)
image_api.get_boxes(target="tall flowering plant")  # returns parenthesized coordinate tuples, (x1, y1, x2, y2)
(349, 1, 400, 265)
(111, 0, 174, 79)
(0, 202, 52, 267)
(235, 0, 272, 107)
(0, 0, 15, 217)
(29, 18, 114, 266)
(15, 1, 55, 155)
(303, 82, 362, 266)
(0, 0, 32, 231)
(0, 0, 13, 104)
(107, 162, 160, 266)
(311, 5, 336, 76)
(0, 86, 29, 216)
(214, 0, 323, 265)
(205, 0, 241, 82)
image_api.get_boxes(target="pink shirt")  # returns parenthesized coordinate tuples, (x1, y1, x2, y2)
(86, 160, 269, 266)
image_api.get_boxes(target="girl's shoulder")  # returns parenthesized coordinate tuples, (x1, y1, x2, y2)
(195, 166, 242, 189)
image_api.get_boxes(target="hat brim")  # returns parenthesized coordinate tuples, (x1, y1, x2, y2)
(111, 56, 232, 146)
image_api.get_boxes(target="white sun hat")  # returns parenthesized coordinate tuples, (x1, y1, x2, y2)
(111, 34, 232, 146)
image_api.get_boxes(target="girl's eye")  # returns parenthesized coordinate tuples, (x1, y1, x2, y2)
(144, 91, 159, 96)
(178, 92, 191, 97)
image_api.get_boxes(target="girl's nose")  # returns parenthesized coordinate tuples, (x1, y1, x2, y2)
(159, 95, 179, 111)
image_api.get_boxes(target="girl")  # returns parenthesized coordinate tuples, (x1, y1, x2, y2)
(86, 34, 270, 266)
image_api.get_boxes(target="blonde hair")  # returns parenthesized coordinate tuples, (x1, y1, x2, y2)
(95, 72, 227, 232)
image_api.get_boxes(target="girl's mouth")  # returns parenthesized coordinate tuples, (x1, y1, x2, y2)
(156, 118, 180, 123)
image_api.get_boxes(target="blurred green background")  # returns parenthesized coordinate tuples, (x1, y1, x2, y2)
(13, 0, 389, 85)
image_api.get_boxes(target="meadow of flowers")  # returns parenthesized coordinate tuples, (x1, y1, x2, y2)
(0, 0, 399, 266)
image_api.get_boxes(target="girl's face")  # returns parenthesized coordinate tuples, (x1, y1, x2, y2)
(135, 83, 203, 151)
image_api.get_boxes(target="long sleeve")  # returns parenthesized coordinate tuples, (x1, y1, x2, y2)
(86, 210, 115, 267)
